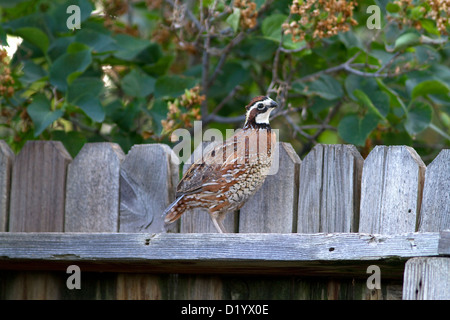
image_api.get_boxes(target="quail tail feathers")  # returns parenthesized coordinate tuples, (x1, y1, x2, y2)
(163, 195, 186, 224)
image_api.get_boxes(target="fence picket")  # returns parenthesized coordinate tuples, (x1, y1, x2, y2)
(65, 143, 125, 232)
(119, 144, 179, 233)
(403, 257, 450, 300)
(239, 142, 301, 233)
(6, 141, 71, 299)
(0, 141, 14, 232)
(418, 149, 449, 232)
(9, 141, 71, 232)
(297, 144, 363, 233)
(359, 146, 426, 234)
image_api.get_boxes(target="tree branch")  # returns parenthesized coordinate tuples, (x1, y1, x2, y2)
(207, 31, 246, 89)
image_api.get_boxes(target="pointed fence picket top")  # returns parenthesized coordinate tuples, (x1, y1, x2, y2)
(239, 142, 301, 233)
(402, 257, 450, 300)
(179, 142, 237, 233)
(119, 144, 179, 233)
(359, 146, 426, 234)
(418, 149, 449, 232)
(297, 144, 363, 233)
(65, 143, 125, 232)
(5, 140, 71, 300)
(295, 144, 370, 299)
(9, 141, 72, 232)
(0, 141, 14, 232)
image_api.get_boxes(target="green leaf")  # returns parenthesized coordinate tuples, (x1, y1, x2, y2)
(0, 25, 8, 46)
(146, 98, 169, 134)
(353, 89, 387, 121)
(394, 32, 421, 51)
(27, 94, 63, 136)
(240, 37, 278, 62)
(49, 48, 92, 91)
(15, 27, 49, 53)
(420, 19, 440, 36)
(345, 74, 375, 101)
(52, 131, 86, 158)
(404, 101, 432, 135)
(338, 113, 379, 146)
(261, 14, 304, 50)
(411, 80, 449, 99)
(386, 3, 400, 13)
(338, 31, 363, 49)
(226, 7, 240, 33)
(293, 75, 343, 100)
(21, 60, 46, 84)
(74, 29, 118, 54)
(121, 68, 156, 97)
(208, 62, 250, 98)
(376, 78, 407, 115)
(261, 14, 286, 41)
(67, 77, 105, 122)
(112, 34, 152, 61)
(154, 75, 197, 98)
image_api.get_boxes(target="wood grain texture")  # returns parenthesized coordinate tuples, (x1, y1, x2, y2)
(297, 144, 363, 233)
(402, 257, 450, 300)
(418, 149, 449, 232)
(359, 146, 426, 234)
(0, 141, 14, 232)
(9, 141, 72, 232)
(180, 142, 236, 233)
(0, 232, 440, 274)
(239, 142, 301, 233)
(5, 141, 71, 299)
(438, 230, 450, 255)
(65, 143, 125, 232)
(120, 144, 179, 233)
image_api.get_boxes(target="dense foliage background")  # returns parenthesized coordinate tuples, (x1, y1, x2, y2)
(0, 0, 449, 162)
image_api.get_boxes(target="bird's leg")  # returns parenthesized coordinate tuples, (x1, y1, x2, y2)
(211, 214, 227, 233)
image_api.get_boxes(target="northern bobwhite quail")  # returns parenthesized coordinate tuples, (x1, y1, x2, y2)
(164, 96, 278, 233)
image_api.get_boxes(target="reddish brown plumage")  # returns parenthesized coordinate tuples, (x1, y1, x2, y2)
(163, 96, 278, 233)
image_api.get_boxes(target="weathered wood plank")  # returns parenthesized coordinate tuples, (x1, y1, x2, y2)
(438, 230, 450, 256)
(5, 141, 71, 299)
(119, 144, 179, 233)
(65, 143, 125, 232)
(9, 141, 72, 232)
(418, 149, 449, 232)
(359, 146, 426, 234)
(0, 141, 14, 232)
(297, 144, 363, 233)
(63, 143, 126, 299)
(402, 257, 450, 300)
(239, 142, 301, 233)
(180, 142, 236, 233)
(0, 232, 440, 275)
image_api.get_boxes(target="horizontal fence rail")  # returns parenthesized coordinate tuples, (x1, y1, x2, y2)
(0, 140, 448, 300)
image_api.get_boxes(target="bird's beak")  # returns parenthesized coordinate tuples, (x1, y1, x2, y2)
(270, 101, 278, 109)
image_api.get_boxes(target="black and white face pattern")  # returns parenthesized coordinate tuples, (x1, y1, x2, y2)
(244, 96, 278, 128)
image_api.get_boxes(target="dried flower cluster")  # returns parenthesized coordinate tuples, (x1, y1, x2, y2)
(161, 86, 204, 135)
(0, 49, 15, 98)
(234, 0, 258, 29)
(389, 0, 449, 35)
(283, 0, 358, 42)
(102, 0, 139, 36)
(428, 0, 449, 34)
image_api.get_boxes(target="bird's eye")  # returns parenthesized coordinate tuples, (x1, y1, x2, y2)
(257, 103, 264, 110)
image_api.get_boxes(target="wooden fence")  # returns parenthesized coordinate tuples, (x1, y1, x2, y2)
(0, 140, 448, 299)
